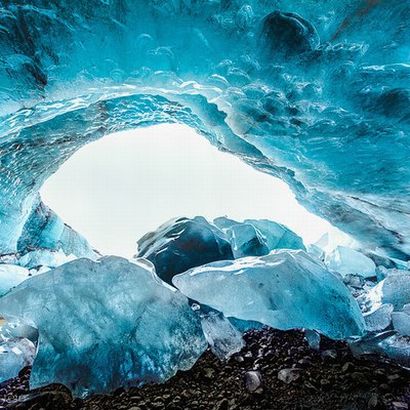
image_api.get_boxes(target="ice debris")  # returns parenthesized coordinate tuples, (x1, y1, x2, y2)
(173, 250, 365, 340)
(0, 338, 36, 383)
(325, 246, 376, 278)
(0, 264, 30, 296)
(0, 256, 207, 397)
(136, 217, 233, 284)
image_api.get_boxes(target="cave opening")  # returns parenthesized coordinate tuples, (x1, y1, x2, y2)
(39, 123, 349, 257)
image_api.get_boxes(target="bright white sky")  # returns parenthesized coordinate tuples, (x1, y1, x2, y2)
(41, 124, 349, 257)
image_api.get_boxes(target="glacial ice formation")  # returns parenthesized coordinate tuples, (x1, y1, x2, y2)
(136, 216, 305, 283)
(0, 0, 409, 260)
(325, 246, 376, 278)
(137, 217, 234, 284)
(18, 249, 76, 269)
(0, 257, 207, 397)
(0, 338, 36, 383)
(173, 250, 365, 339)
(0, 264, 30, 296)
(213, 217, 305, 258)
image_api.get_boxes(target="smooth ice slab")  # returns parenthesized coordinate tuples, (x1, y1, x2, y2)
(0, 264, 30, 296)
(173, 250, 365, 340)
(392, 312, 410, 337)
(0, 338, 36, 383)
(137, 217, 233, 284)
(0, 256, 207, 397)
(325, 246, 376, 278)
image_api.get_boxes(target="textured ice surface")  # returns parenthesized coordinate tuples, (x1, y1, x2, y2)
(367, 273, 410, 310)
(392, 312, 410, 337)
(349, 331, 410, 367)
(0, 1, 409, 261)
(0, 264, 30, 296)
(325, 246, 376, 278)
(18, 249, 76, 269)
(196, 307, 245, 360)
(364, 304, 394, 333)
(137, 217, 233, 284)
(18, 200, 98, 259)
(304, 329, 321, 351)
(0, 338, 36, 383)
(173, 250, 365, 339)
(213, 217, 305, 258)
(0, 256, 207, 397)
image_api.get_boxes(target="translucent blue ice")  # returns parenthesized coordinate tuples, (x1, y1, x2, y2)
(0, 1, 408, 260)
(0, 256, 207, 397)
(136, 217, 234, 284)
(173, 250, 365, 340)
(213, 217, 305, 258)
(0, 264, 30, 297)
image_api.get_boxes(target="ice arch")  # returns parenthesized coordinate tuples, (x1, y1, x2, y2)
(0, 0, 409, 259)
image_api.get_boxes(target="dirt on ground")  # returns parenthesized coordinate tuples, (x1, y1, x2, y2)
(1, 328, 409, 410)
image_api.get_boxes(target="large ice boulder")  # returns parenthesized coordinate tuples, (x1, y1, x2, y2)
(213, 217, 305, 258)
(173, 250, 365, 340)
(325, 246, 376, 278)
(0, 264, 30, 296)
(0, 256, 207, 397)
(136, 217, 234, 284)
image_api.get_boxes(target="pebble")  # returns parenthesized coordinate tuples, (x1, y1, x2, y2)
(244, 370, 262, 392)
(278, 368, 301, 384)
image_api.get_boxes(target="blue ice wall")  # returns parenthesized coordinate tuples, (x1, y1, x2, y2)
(0, 1, 409, 258)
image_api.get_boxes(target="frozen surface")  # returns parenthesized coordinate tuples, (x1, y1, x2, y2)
(325, 246, 376, 278)
(18, 249, 76, 269)
(364, 304, 393, 333)
(195, 307, 245, 360)
(213, 217, 305, 258)
(0, 264, 30, 297)
(350, 332, 410, 368)
(392, 312, 410, 337)
(137, 217, 233, 284)
(0, 338, 36, 383)
(367, 273, 410, 310)
(0, 256, 207, 397)
(0, 1, 409, 261)
(173, 250, 365, 340)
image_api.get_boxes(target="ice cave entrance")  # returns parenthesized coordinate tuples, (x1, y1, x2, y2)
(40, 124, 350, 257)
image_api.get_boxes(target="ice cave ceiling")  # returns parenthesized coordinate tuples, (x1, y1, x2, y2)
(0, 0, 409, 259)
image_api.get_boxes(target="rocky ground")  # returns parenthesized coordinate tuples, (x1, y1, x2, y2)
(1, 328, 409, 410)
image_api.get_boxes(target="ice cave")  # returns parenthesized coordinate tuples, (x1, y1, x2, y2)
(0, 0, 409, 409)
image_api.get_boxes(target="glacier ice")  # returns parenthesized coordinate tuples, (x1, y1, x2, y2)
(0, 264, 30, 296)
(304, 329, 321, 351)
(367, 273, 410, 310)
(18, 249, 76, 269)
(136, 216, 305, 284)
(363, 304, 394, 333)
(136, 217, 234, 284)
(0, 338, 36, 383)
(194, 306, 245, 361)
(213, 217, 305, 258)
(325, 246, 376, 278)
(173, 250, 365, 340)
(392, 312, 410, 337)
(350, 332, 410, 368)
(0, 256, 207, 397)
(0, 0, 409, 261)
